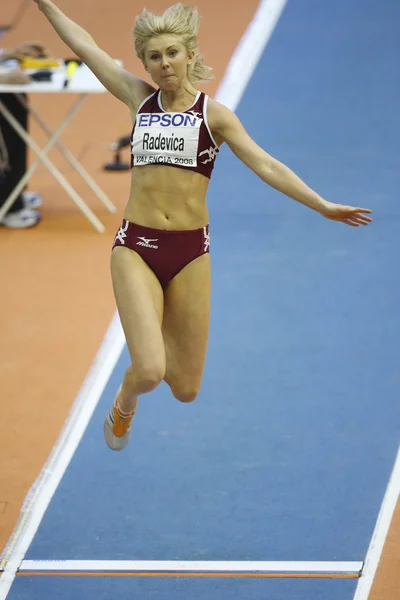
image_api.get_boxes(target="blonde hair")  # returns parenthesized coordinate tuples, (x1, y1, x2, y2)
(133, 3, 213, 85)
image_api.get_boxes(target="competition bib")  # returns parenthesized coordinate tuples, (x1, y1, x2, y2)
(132, 112, 202, 167)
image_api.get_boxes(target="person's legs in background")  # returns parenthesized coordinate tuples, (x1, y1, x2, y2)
(0, 93, 41, 228)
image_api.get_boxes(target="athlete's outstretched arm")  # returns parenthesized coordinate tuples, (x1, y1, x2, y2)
(209, 101, 372, 227)
(32, 0, 154, 111)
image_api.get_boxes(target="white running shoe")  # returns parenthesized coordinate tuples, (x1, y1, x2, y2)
(0, 207, 41, 229)
(22, 191, 43, 209)
(104, 390, 135, 451)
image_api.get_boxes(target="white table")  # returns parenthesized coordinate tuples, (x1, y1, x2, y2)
(0, 62, 119, 232)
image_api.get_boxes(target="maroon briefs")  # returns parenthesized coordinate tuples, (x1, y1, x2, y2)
(112, 220, 210, 289)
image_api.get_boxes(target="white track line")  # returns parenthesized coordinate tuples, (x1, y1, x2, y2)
(0, 1, 288, 598)
(216, 0, 287, 109)
(353, 446, 400, 600)
(19, 560, 362, 574)
(0, 314, 125, 594)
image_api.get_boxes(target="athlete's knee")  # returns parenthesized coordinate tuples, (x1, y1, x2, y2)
(171, 384, 199, 403)
(140, 368, 164, 392)
(139, 361, 165, 392)
(124, 363, 164, 395)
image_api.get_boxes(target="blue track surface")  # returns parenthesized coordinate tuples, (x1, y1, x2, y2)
(11, 576, 357, 600)
(7, 1, 400, 598)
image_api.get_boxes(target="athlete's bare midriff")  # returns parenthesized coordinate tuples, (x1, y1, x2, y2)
(124, 164, 210, 230)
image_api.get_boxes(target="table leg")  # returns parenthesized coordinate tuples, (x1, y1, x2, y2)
(18, 94, 117, 213)
(0, 99, 105, 232)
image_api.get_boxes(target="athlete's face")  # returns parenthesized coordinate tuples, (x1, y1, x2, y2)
(144, 35, 193, 90)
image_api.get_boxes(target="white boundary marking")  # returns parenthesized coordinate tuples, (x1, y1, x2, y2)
(19, 560, 362, 574)
(353, 446, 400, 600)
(216, 0, 288, 109)
(0, 0, 288, 596)
(0, 313, 125, 595)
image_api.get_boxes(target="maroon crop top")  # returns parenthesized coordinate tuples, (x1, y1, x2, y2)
(131, 90, 219, 179)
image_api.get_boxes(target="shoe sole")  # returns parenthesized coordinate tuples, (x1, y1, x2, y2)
(103, 416, 132, 451)
(0, 215, 41, 229)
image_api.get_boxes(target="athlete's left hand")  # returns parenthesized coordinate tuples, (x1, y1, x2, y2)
(319, 202, 373, 227)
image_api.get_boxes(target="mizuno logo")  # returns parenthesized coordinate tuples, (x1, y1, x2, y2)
(199, 145, 218, 165)
(203, 227, 210, 252)
(187, 110, 203, 121)
(114, 221, 129, 245)
(136, 236, 159, 249)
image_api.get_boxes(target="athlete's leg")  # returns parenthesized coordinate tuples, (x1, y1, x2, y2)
(162, 253, 211, 402)
(105, 246, 165, 449)
(111, 246, 165, 408)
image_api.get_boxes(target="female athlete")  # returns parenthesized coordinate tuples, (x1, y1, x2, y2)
(33, 1, 373, 450)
